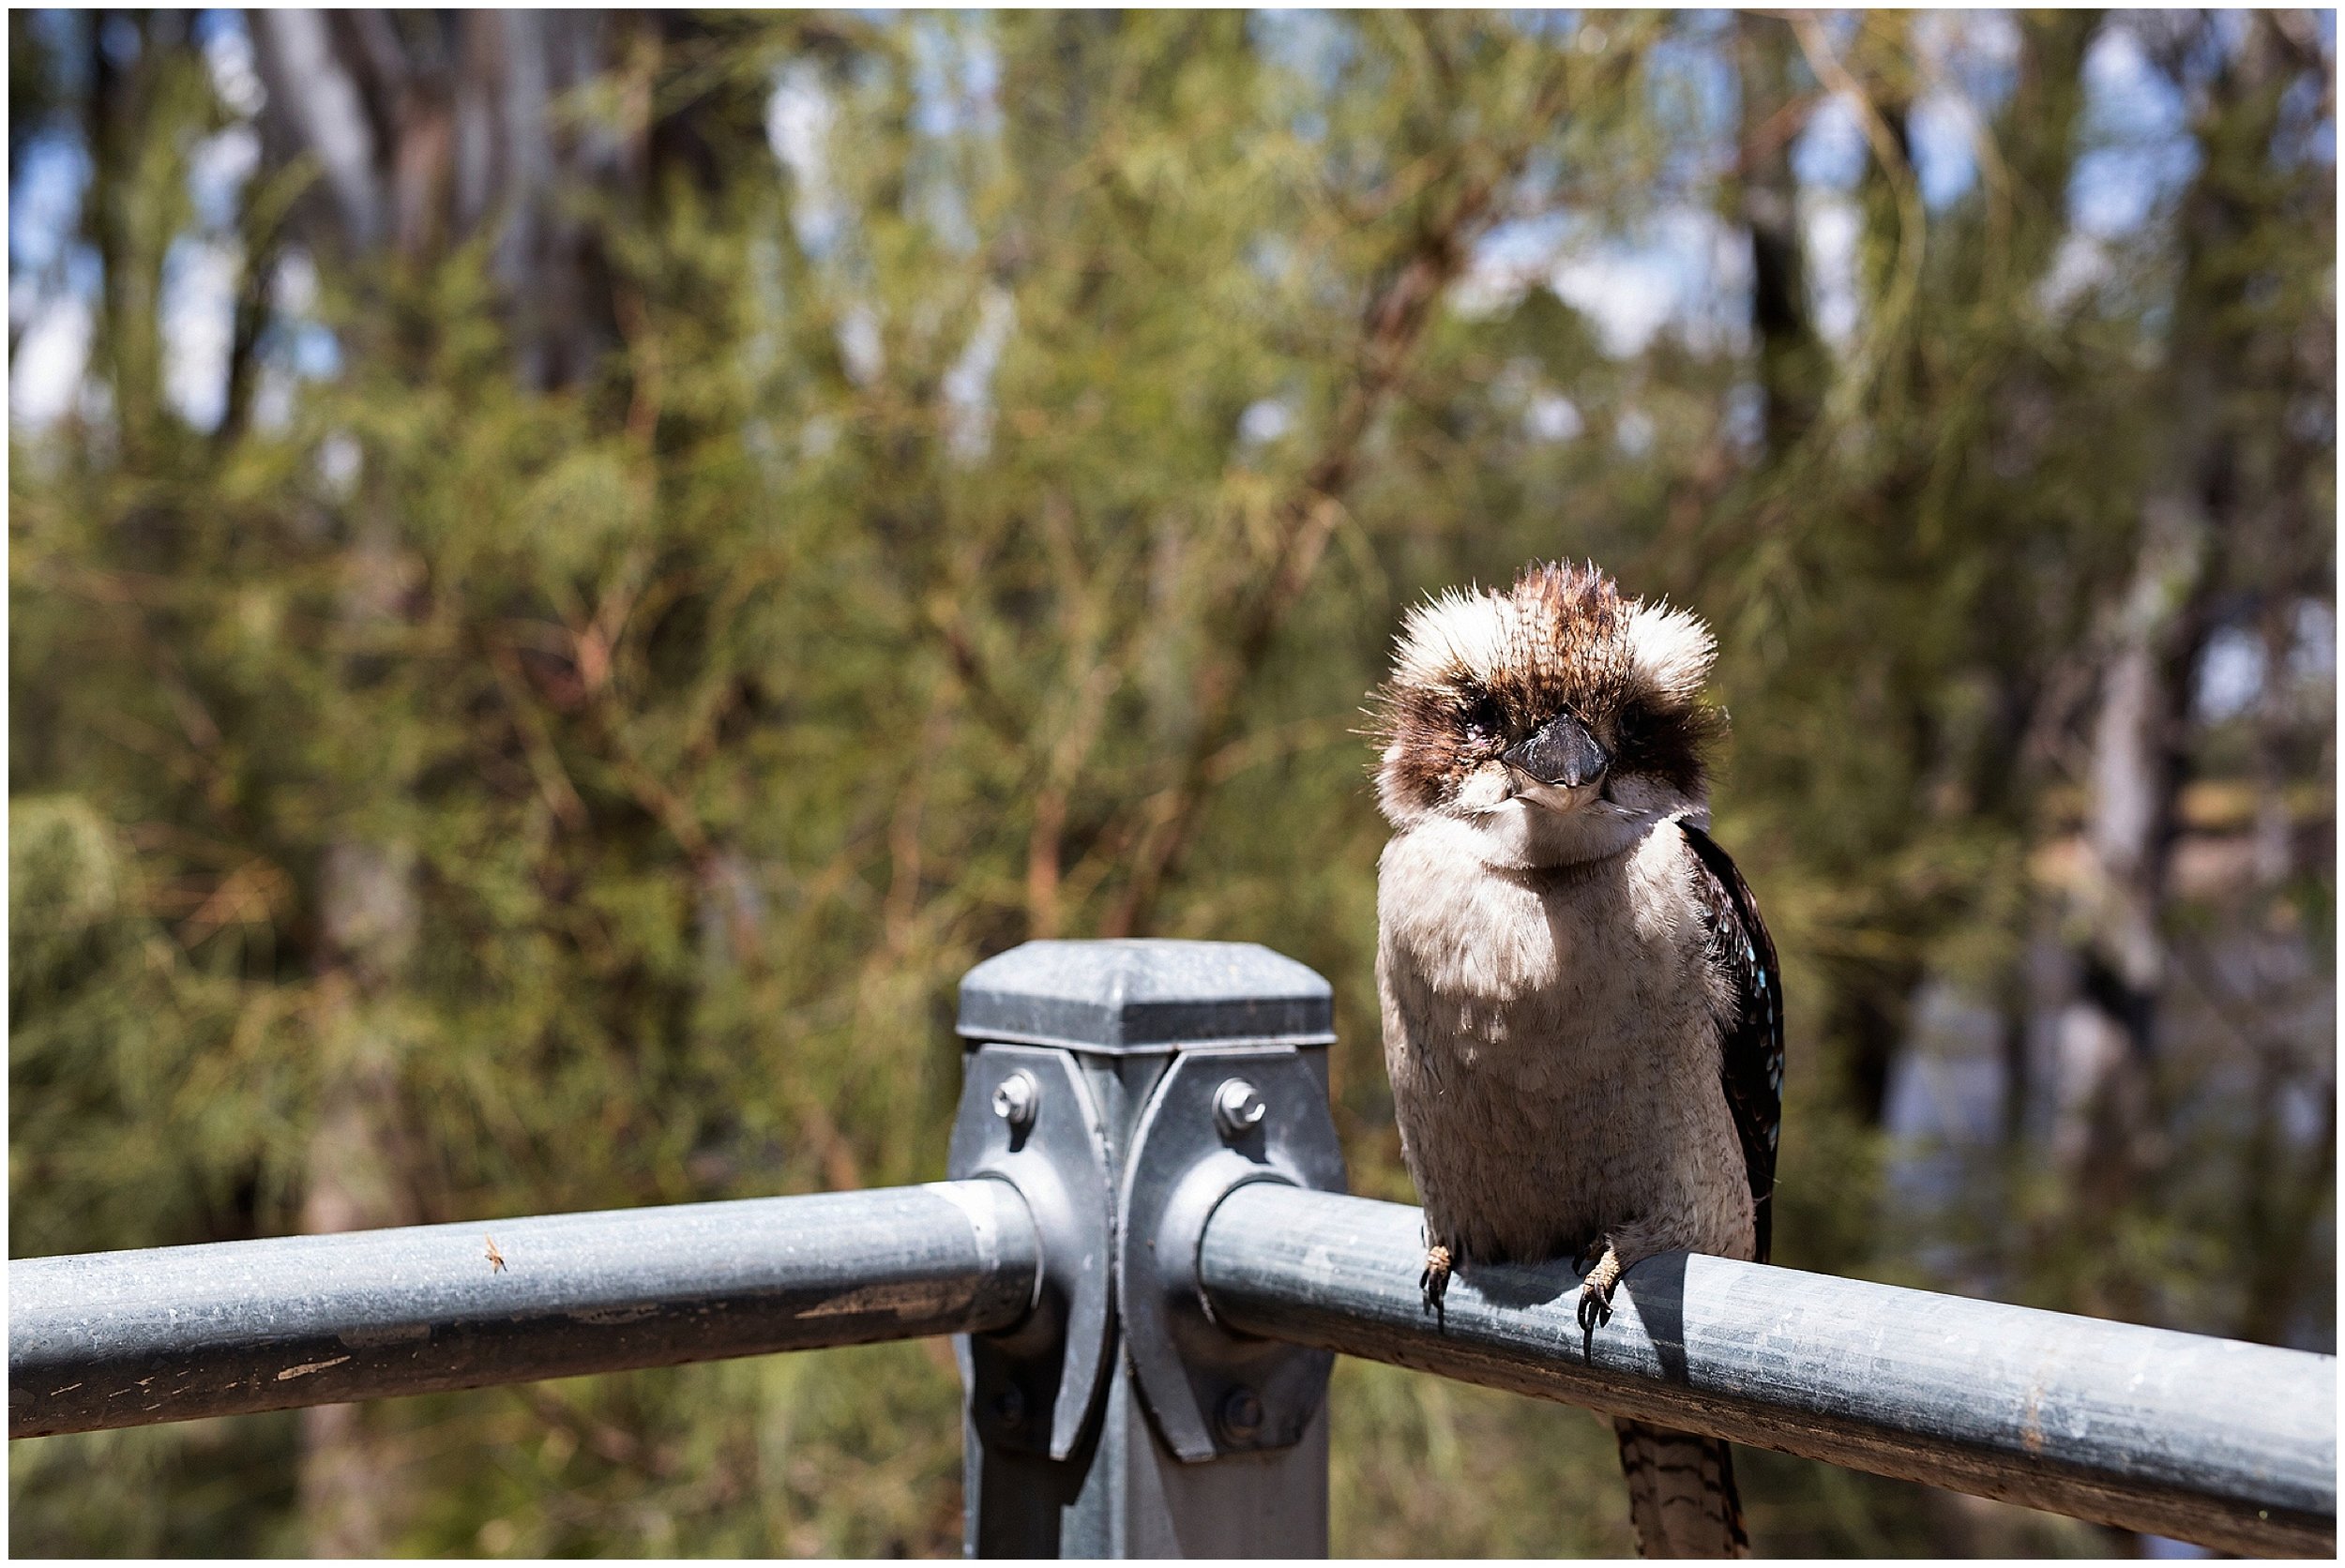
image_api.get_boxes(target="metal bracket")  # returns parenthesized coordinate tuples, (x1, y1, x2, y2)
(948, 1044, 1115, 1460)
(1116, 1045, 1346, 1461)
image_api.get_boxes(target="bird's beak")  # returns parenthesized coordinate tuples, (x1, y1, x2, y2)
(1502, 712, 1610, 796)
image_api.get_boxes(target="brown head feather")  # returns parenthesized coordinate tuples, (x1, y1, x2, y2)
(1370, 561, 1726, 824)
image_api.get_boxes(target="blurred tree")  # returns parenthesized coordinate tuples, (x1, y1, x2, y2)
(2055, 8, 2323, 1229)
(1733, 10, 1823, 457)
(10, 8, 2331, 1559)
(243, 13, 770, 1547)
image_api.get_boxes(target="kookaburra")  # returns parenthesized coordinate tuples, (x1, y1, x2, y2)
(1370, 561, 1781, 1559)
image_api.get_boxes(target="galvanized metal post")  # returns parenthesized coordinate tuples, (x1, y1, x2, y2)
(950, 940, 1345, 1559)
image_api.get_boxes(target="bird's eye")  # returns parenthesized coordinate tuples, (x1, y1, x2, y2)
(1460, 697, 1504, 748)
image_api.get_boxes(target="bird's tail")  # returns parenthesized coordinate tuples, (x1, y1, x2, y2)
(1614, 1419, 1749, 1559)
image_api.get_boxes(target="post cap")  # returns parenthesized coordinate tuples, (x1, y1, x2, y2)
(956, 940, 1335, 1055)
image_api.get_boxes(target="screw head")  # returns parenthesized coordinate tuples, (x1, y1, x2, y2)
(1218, 1384, 1263, 1440)
(991, 1070, 1039, 1132)
(1213, 1078, 1266, 1140)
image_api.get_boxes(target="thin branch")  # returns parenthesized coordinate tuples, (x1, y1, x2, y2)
(1787, 12, 1927, 420)
(1105, 42, 1616, 936)
(485, 637, 592, 831)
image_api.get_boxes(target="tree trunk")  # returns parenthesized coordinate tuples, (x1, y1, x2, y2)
(2051, 12, 2293, 1210)
(2051, 497, 2210, 1192)
(297, 521, 425, 1556)
(297, 969, 417, 1557)
(247, 19, 639, 1545)
(1733, 14, 1821, 457)
(249, 8, 628, 389)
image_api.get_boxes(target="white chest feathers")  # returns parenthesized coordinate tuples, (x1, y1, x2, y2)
(1376, 816, 1722, 1078)
(1374, 814, 1751, 1263)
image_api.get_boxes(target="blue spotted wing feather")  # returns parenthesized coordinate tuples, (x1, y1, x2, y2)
(1680, 822, 1783, 1265)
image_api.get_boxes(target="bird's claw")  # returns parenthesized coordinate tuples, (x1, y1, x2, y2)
(1577, 1241, 1623, 1337)
(1419, 1244, 1452, 1325)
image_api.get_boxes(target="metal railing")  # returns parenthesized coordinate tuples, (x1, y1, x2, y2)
(9, 940, 2336, 1559)
(12, 1184, 1037, 1436)
(1201, 1184, 2334, 1557)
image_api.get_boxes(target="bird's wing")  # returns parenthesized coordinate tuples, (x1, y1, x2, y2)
(1680, 821, 1783, 1265)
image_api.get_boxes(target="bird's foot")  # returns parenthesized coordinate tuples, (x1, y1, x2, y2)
(1419, 1244, 1452, 1326)
(1577, 1240, 1623, 1336)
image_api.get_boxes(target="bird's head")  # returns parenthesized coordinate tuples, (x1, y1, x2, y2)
(1370, 561, 1724, 867)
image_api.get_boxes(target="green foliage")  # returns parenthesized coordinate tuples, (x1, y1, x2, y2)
(1329, 1360, 1636, 1557)
(10, 8, 2330, 1558)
